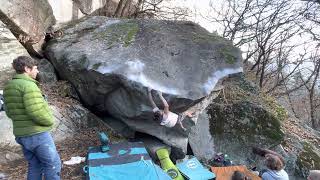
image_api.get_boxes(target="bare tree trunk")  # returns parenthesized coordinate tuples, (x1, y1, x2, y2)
(259, 59, 266, 88)
(72, 0, 92, 15)
(133, 0, 144, 18)
(121, 0, 131, 17)
(310, 92, 316, 127)
(310, 61, 320, 129)
(72, 1, 79, 20)
(286, 92, 299, 118)
(114, 0, 127, 17)
(104, 0, 111, 16)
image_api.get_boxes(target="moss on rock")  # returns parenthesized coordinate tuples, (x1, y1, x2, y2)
(261, 94, 288, 122)
(208, 101, 284, 143)
(219, 46, 236, 64)
(208, 74, 285, 146)
(191, 32, 237, 64)
(192, 33, 227, 44)
(93, 20, 139, 48)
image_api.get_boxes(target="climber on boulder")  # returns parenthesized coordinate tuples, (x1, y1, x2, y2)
(147, 88, 193, 130)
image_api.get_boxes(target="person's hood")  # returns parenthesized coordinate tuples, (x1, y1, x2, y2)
(266, 169, 289, 179)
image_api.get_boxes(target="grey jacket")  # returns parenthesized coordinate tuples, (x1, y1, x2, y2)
(262, 169, 289, 180)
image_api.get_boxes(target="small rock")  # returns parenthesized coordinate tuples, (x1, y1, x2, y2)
(5, 152, 22, 161)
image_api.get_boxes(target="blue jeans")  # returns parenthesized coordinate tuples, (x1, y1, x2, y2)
(16, 132, 61, 180)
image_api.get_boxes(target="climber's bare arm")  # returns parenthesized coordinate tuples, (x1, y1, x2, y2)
(148, 88, 158, 109)
(157, 91, 169, 114)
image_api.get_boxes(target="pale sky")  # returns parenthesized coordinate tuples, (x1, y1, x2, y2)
(168, 0, 217, 32)
(171, 0, 319, 78)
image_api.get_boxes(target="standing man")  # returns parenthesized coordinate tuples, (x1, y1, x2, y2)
(3, 56, 61, 180)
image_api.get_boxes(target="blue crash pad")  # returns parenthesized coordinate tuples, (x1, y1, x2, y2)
(176, 157, 216, 180)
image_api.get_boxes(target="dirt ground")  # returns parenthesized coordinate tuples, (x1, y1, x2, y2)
(0, 126, 123, 180)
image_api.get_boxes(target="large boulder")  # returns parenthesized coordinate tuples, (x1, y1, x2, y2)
(45, 16, 243, 153)
(189, 74, 286, 164)
(0, 0, 55, 56)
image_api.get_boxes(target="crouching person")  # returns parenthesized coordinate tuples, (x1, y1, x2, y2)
(3, 56, 61, 180)
(252, 147, 288, 180)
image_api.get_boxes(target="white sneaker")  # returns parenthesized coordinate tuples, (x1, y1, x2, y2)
(63, 156, 86, 165)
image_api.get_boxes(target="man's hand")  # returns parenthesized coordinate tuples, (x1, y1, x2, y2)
(157, 91, 162, 96)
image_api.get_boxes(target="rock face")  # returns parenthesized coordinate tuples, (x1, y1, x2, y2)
(0, 107, 24, 164)
(45, 16, 243, 153)
(50, 104, 102, 141)
(0, 0, 56, 56)
(189, 74, 286, 164)
(295, 142, 320, 177)
(37, 58, 58, 84)
(0, 111, 16, 148)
